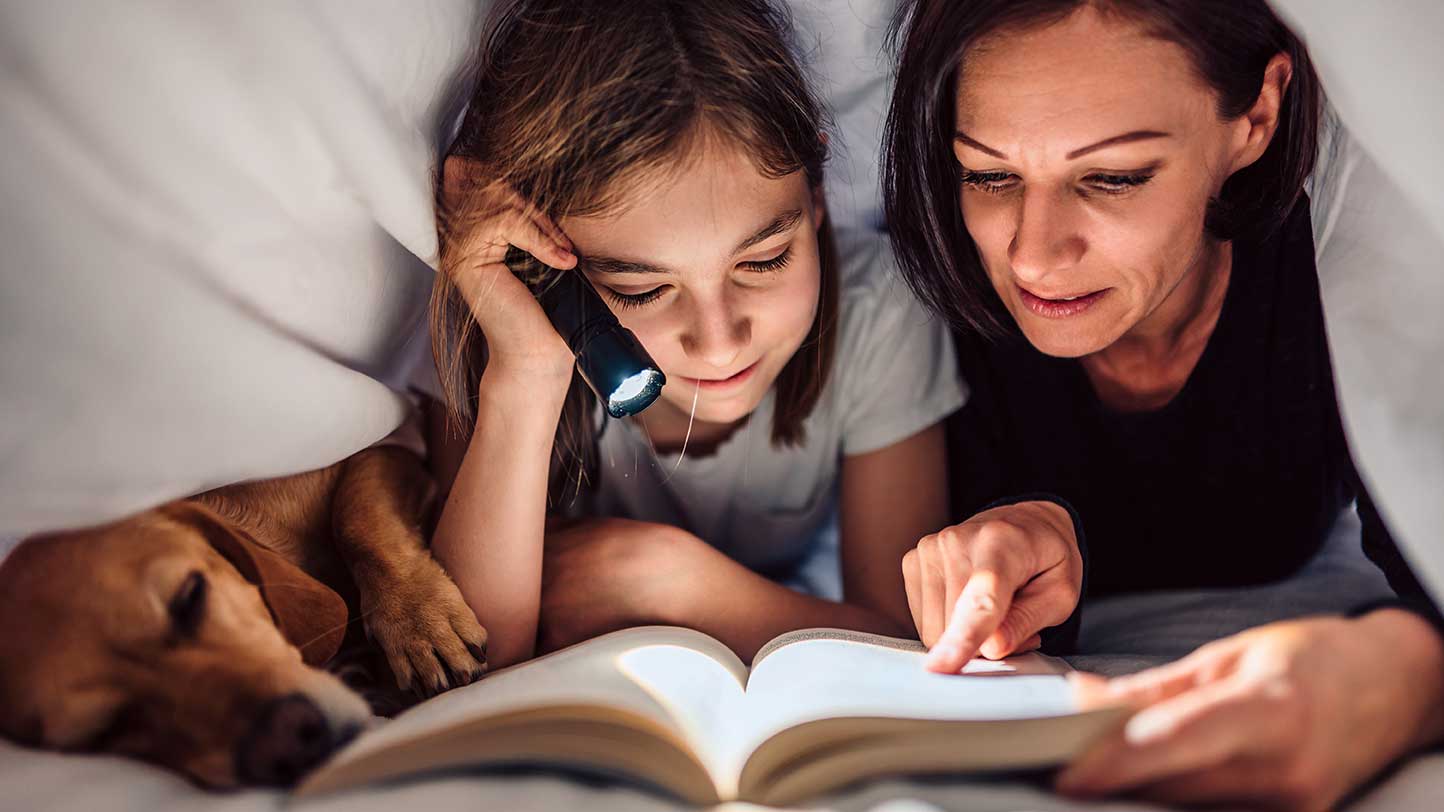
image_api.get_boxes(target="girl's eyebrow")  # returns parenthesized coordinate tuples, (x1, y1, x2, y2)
(733, 208, 802, 254)
(583, 208, 804, 276)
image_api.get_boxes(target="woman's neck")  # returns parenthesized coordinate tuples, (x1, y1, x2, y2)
(1080, 239, 1233, 413)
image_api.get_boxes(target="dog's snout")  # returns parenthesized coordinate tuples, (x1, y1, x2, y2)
(234, 694, 344, 786)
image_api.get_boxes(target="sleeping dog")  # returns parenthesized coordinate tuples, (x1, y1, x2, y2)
(0, 441, 487, 788)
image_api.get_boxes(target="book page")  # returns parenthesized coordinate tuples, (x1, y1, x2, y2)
(325, 626, 741, 772)
(614, 640, 751, 779)
(737, 632, 1077, 756)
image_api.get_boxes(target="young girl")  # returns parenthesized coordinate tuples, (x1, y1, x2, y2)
(428, 0, 963, 670)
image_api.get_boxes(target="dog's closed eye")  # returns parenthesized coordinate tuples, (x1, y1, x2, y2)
(168, 571, 208, 638)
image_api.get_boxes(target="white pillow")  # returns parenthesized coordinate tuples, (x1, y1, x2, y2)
(0, 1, 481, 537)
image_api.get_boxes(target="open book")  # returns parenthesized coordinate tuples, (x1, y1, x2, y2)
(298, 626, 1125, 805)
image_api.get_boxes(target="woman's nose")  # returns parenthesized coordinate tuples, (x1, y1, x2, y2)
(1007, 189, 1086, 285)
(681, 297, 750, 371)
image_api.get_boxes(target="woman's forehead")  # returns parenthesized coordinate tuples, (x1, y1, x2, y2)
(955, 7, 1214, 149)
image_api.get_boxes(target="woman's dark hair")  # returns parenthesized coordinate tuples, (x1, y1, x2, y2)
(431, 0, 837, 503)
(882, 0, 1322, 336)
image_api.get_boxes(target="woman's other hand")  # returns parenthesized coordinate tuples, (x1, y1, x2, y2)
(902, 500, 1082, 672)
(440, 156, 577, 379)
(1059, 609, 1444, 809)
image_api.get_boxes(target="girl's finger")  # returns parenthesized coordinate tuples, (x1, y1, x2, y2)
(497, 185, 573, 250)
(495, 209, 576, 269)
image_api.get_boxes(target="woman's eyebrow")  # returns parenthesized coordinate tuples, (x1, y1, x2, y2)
(952, 129, 1171, 160)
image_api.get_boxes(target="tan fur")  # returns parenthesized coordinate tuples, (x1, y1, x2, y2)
(0, 446, 487, 787)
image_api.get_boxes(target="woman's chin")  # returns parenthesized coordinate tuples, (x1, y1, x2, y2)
(1015, 318, 1114, 359)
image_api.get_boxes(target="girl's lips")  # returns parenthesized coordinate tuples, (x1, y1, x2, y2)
(685, 361, 758, 391)
(1017, 285, 1109, 319)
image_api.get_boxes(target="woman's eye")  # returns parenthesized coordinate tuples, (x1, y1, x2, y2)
(1086, 172, 1155, 195)
(168, 571, 207, 638)
(604, 286, 667, 309)
(959, 169, 1018, 195)
(741, 247, 792, 273)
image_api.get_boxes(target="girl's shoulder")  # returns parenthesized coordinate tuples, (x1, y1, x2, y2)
(824, 226, 966, 457)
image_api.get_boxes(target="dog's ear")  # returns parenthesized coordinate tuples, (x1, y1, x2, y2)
(160, 502, 347, 666)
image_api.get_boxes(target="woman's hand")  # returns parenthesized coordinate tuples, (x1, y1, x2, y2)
(1059, 609, 1444, 809)
(902, 500, 1082, 673)
(538, 518, 706, 653)
(439, 156, 577, 379)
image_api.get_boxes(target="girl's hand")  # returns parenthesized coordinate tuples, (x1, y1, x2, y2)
(439, 156, 578, 379)
(538, 518, 705, 653)
(903, 500, 1082, 673)
(1059, 610, 1444, 809)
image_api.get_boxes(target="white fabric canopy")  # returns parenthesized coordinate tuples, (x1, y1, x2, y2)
(0, 1, 480, 537)
(1271, 0, 1444, 605)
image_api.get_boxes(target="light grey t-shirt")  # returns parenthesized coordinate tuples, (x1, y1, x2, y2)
(582, 228, 966, 578)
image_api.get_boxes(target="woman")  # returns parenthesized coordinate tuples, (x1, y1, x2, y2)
(882, 0, 1444, 807)
(427, 0, 962, 670)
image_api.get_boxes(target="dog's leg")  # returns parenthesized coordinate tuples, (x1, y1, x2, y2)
(330, 447, 487, 697)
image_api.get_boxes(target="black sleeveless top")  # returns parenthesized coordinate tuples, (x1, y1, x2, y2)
(948, 199, 1439, 626)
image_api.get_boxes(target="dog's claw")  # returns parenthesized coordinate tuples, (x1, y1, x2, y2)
(466, 642, 488, 665)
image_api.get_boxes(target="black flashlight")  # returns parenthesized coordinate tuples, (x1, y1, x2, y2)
(506, 247, 666, 417)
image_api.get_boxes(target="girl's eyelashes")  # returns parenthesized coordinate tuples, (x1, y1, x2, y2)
(958, 167, 1157, 196)
(600, 247, 793, 309)
(604, 286, 667, 309)
(742, 246, 792, 273)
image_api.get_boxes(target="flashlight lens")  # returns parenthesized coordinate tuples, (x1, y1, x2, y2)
(607, 368, 665, 417)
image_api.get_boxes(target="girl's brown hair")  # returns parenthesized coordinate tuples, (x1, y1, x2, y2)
(882, 0, 1322, 337)
(430, 0, 838, 502)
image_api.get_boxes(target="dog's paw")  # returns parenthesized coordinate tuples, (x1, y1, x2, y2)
(357, 554, 488, 699)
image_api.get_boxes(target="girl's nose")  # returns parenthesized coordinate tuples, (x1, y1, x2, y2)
(681, 298, 750, 371)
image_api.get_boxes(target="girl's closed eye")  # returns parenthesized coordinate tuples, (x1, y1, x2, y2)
(603, 285, 668, 309)
(741, 246, 792, 273)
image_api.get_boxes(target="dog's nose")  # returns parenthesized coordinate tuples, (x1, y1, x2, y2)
(234, 693, 341, 786)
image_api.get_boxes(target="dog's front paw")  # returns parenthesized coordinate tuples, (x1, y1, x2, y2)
(358, 554, 488, 698)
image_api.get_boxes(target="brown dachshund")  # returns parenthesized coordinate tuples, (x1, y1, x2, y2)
(0, 442, 487, 788)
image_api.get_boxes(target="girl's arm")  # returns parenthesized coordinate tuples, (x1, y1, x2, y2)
(430, 367, 570, 669)
(838, 421, 950, 633)
(427, 159, 580, 670)
(538, 424, 947, 661)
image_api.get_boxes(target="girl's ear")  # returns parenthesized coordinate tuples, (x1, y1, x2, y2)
(442, 155, 484, 204)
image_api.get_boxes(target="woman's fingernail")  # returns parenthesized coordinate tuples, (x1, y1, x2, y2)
(1124, 708, 1173, 745)
(927, 645, 958, 670)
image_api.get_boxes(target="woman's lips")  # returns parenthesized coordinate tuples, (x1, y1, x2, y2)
(684, 361, 758, 391)
(1017, 285, 1109, 318)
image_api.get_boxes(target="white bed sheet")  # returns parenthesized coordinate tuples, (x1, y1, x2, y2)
(5, 514, 1440, 812)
